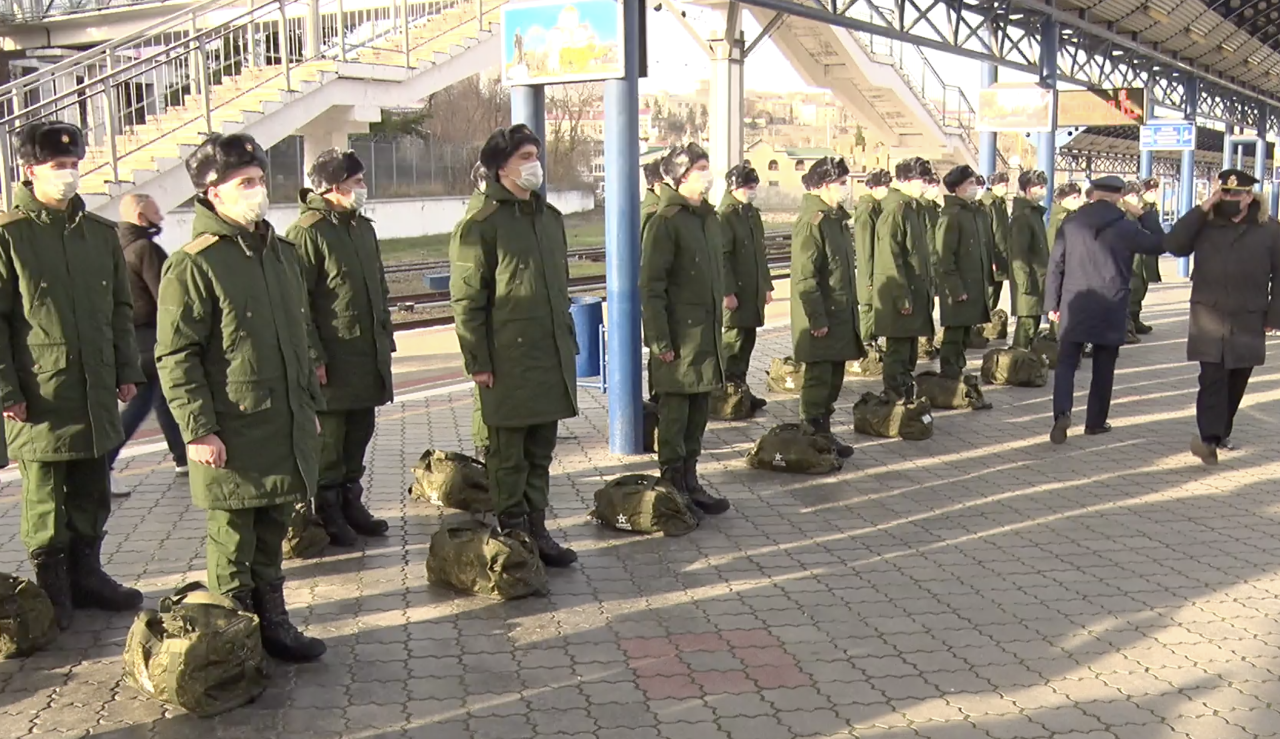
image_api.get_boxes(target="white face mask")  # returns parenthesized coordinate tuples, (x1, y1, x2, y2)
(960, 186, 980, 201)
(219, 185, 269, 225)
(743, 188, 758, 203)
(827, 183, 849, 204)
(39, 169, 79, 201)
(513, 161, 543, 191)
(349, 187, 368, 210)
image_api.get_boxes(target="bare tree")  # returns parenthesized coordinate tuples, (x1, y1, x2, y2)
(545, 82, 603, 188)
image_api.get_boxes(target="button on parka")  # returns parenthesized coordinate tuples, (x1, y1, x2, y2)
(935, 194, 994, 327)
(286, 190, 395, 411)
(155, 198, 322, 509)
(871, 187, 934, 337)
(791, 192, 866, 363)
(717, 190, 772, 328)
(1008, 196, 1050, 317)
(641, 184, 726, 394)
(449, 182, 579, 427)
(0, 184, 144, 461)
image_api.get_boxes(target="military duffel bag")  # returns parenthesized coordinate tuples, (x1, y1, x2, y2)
(426, 520, 549, 600)
(709, 380, 757, 421)
(408, 449, 491, 514)
(766, 356, 804, 394)
(1031, 330, 1059, 369)
(0, 573, 57, 659)
(589, 474, 698, 537)
(982, 308, 1010, 340)
(981, 347, 1049, 387)
(281, 501, 329, 560)
(643, 400, 659, 453)
(967, 330, 990, 350)
(846, 346, 884, 377)
(914, 372, 992, 411)
(852, 391, 935, 441)
(123, 583, 268, 717)
(745, 423, 843, 474)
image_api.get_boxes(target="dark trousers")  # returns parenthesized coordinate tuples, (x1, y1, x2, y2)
(800, 361, 845, 419)
(1053, 341, 1119, 429)
(1197, 362, 1253, 444)
(882, 337, 919, 397)
(656, 392, 709, 467)
(489, 422, 558, 516)
(108, 329, 185, 468)
(318, 408, 377, 488)
(722, 327, 757, 381)
(939, 326, 970, 379)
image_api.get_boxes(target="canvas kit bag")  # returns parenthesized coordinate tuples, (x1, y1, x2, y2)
(589, 474, 698, 537)
(426, 520, 549, 600)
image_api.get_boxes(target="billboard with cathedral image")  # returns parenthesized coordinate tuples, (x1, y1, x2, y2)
(501, 0, 626, 85)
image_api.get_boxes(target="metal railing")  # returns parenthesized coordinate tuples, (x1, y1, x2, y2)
(0, 0, 497, 208)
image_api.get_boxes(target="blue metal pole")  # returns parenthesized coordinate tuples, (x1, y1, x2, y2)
(1178, 76, 1198, 279)
(511, 85, 547, 196)
(604, 0, 641, 454)
(978, 60, 997, 177)
(1036, 17, 1057, 213)
(1139, 93, 1154, 179)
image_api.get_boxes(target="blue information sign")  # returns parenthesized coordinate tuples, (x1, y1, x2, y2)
(1140, 121, 1195, 151)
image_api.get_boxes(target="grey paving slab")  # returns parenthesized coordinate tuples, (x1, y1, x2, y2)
(4, 272, 1280, 737)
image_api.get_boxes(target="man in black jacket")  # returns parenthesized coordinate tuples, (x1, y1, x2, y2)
(1045, 176, 1166, 444)
(110, 193, 187, 492)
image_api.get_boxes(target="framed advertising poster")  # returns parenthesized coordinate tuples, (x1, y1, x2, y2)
(502, 0, 625, 85)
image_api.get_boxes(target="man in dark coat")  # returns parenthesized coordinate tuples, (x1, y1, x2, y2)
(979, 172, 1012, 311)
(1045, 176, 1166, 444)
(935, 165, 992, 378)
(1165, 169, 1280, 464)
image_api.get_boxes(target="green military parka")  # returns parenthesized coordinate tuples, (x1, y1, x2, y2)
(1008, 196, 1050, 317)
(449, 183, 579, 428)
(155, 199, 321, 509)
(0, 185, 143, 461)
(979, 190, 1011, 280)
(791, 192, 866, 363)
(935, 194, 993, 327)
(717, 191, 772, 328)
(1046, 203, 1072, 250)
(641, 188, 661, 241)
(286, 190, 395, 411)
(871, 187, 934, 338)
(641, 186, 726, 394)
(853, 193, 880, 308)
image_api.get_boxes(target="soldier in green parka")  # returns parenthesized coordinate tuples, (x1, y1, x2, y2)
(873, 157, 936, 400)
(935, 165, 993, 378)
(641, 143, 732, 517)
(854, 169, 892, 345)
(1008, 169, 1051, 350)
(286, 149, 394, 549)
(1124, 177, 1164, 335)
(718, 163, 773, 392)
(450, 124, 580, 568)
(0, 121, 145, 630)
(920, 174, 944, 350)
(464, 162, 491, 461)
(641, 158, 665, 239)
(980, 171, 1012, 311)
(792, 157, 864, 456)
(1047, 181, 1085, 248)
(156, 133, 325, 662)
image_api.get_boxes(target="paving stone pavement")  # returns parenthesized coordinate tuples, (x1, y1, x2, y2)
(5, 273, 1280, 738)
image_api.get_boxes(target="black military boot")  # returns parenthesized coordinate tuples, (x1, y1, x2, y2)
(228, 590, 254, 613)
(315, 487, 358, 546)
(68, 536, 144, 611)
(527, 510, 578, 567)
(30, 548, 73, 630)
(496, 511, 531, 535)
(340, 481, 388, 537)
(660, 462, 702, 521)
(819, 415, 855, 459)
(251, 579, 326, 662)
(684, 458, 731, 515)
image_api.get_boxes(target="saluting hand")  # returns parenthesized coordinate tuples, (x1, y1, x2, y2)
(188, 433, 227, 468)
(1201, 188, 1223, 213)
(472, 372, 494, 388)
(2, 403, 26, 422)
(117, 384, 137, 403)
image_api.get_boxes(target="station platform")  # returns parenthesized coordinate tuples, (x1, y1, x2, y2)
(6, 261, 1280, 738)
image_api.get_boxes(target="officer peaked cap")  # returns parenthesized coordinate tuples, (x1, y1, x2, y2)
(1018, 169, 1048, 192)
(1218, 168, 1259, 190)
(942, 165, 977, 193)
(186, 133, 269, 190)
(801, 157, 850, 191)
(894, 157, 933, 182)
(479, 124, 542, 179)
(15, 121, 86, 165)
(725, 163, 760, 190)
(865, 169, 892, 189)
(643, 159, 664, 186)
(1089, 175, 1125, 193)
(660, 142, 709, 183)
(307, 148, 365, 191)
(1054, 182, 1082, 201)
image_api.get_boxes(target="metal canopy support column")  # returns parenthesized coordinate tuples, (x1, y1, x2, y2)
(604, 0, 642, 454)
(1139, 93, 1154, 180)
(979, 55, 997, 177)
(708, 3, 744, 205)
(1036, 17, 1057, 212)
(1223, 123, 1234, 170)
(511, 86, 547, 196)
(1179, 76, 1198, 279)
(1262, 107, 1278, 215)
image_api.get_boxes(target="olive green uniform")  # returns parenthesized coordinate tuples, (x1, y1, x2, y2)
(0, 185, 143, 553)
(919, 198, 941, 346)
(1129, 202, 1163, 330)
(641, 186, 726, 467)
(458, 188, 490, 456)
(1007, 196, 1050, 349)
(852, 193, 881, 342)
(934, 195, 993, 377)
(979, 190, 1011, 311)
(156, 199, 321, 596)
(450, 184, 578, 517)
(717, 191, 771, 381)
(287, 191, 394, 493)
(792, 193, 865, 418)
(1045, 203, 1074, 340)
(872, 188, 934, 397)
(641, 188, 662, 401)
